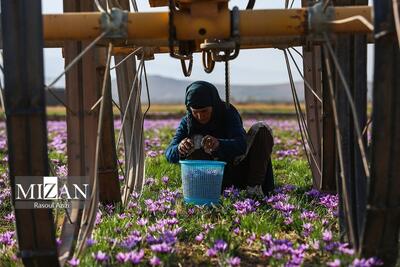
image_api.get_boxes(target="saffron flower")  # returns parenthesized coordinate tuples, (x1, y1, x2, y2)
(214, 239, 228, 252)
(116, 252, 129, 263)
(128, 249, 145, 264)
(322, 230, 333, 242)
(86, 238, 96, 247)
(226, 256, 241, 266)
(161, 176, 169, 184)
(67, 258, 80, 266)
(195, 233, 204, 242)
(233, 199, 260, 215)
(327, 259, 341, 267)
(92, 251, 108, 263)
(206, 248, 218, 257)
(149, 256, 161, 266)
(150, 242, 173, 253)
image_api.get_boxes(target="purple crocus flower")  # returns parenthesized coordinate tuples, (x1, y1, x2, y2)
(246, 233, 256, 245)
(227, 256, 241, 266)
(233, 227, 240, 235)
(302, 223, 313, 237)
(146, 234, 163, 245)
(105, 204, 114, 214)
(284, 216, 293, 225)
(86, 238, 96, 247)
(150, 242, 172, 253)
(319, 194, 339, 212)
(95, 212, 102, 226)
(310, 240, 320, 250)
(161, 176, 169, 184)
(195, 233, 204, 242)
(117, 213, 127, 220)
(116, 252, 129, 263)
(147, 151, 158, 157)
(275, 184, 296, 193)
(223, 186, 240, 198)
(276, 149, 298, 159)
(300, 210, 318, 221)
(233, 199, 260, 215)
(322, 230, 332, 242)
(137, 218, 148, 226)
(187, 208, 195, 215)
(149, 256, 161, 266)
(168, 210, 177, 217)
(130, 191, 140, 200)
(352, 257, 383, 267)
(260, 234, 272, 244)
(92, 251, 108, 263)
(325, 241, 339, 252)
(145, 177, 155, 186)
(120, 232, 142, 250)
(202, 223, 215, 231)
(306, 188, 321, 198)
(67, 258, 80, 266)
(327, 259, 341, 267)
(4, 213, 15, 222)
(128, 249, 145, 264)
(338, 243, 355, 255)
(272, 201, 296, 213)
(214, 239, 228, 251)
(206, 248, 218, 257)
(265, 193, 289, 204)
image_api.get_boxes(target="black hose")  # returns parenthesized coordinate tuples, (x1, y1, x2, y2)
(246, 0, 256, 10)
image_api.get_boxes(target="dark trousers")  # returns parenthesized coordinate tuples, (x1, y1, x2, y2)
(222, 123, 274, 194)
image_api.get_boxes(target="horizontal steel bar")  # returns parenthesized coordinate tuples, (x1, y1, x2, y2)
(43, 6, 372, 43)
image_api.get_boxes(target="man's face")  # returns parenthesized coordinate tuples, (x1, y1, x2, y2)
(190, 106, 213, 124)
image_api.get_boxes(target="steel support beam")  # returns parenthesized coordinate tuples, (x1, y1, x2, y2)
(332, 0, 368, 250)
(1, 0, 59, 266)
(42, 7, 372, 42)
(360, 0, 400, 265)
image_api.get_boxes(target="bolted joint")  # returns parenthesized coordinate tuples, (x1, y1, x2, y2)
(137, 47, 155, 61)
(308, 1, 334, 38)
(100, 8, 128, 39)
(199, 6, 240, 63)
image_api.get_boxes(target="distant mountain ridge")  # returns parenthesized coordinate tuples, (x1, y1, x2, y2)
(112, 75, 306, 104)
(46, 75, 372, 105)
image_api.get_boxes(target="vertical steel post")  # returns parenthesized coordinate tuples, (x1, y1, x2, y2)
(96, 51, 121, 205)
(302, 0, 324, 191)
(113, 0, 146, 202)
(333, 0, 368, 249)
(360, 0, 400, 265)
(1, 0, 59, 266)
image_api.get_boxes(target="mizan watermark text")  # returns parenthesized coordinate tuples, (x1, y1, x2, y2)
(14, 176, 90, 209)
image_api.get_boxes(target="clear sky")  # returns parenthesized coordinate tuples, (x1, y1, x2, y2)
(42, 0, 373, 87)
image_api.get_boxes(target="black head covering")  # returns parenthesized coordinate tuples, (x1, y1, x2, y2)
(185, 81, 228, 137)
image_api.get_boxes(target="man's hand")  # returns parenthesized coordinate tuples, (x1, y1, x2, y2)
(202, 135, 219, 154)
(178, 138, 194, 156)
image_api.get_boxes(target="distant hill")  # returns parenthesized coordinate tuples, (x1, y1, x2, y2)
(46, 75, 372, 105)
(127, 75, 305, 104)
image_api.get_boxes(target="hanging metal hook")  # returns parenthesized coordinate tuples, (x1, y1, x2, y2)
(168, 0, 194, 76)
(180, 57, 193, 77)
(202, 50, 215, 73)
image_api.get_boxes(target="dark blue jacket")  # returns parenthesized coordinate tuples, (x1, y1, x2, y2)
(165, 107, 247, 163)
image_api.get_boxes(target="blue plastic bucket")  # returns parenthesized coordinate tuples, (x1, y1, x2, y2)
(179, 160, 226, 206)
